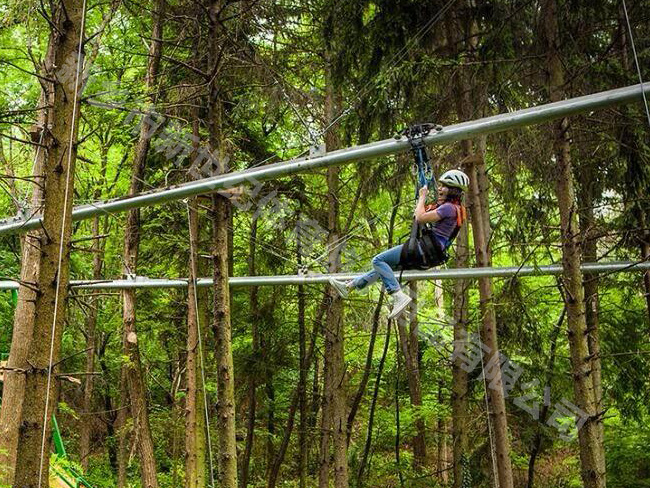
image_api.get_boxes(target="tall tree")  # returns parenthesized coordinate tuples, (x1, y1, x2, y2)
(577, 162, 605, 455)
(451, 1, 515, 486)
(206, 2, 237, 486)
(241, 214, 259, 488)
(79, 126, 112, 470)
(297, 222, 308, 488)
(541, 0, 606, 485)
(0, 110, 46, 485)
(451, 223, 471, 488)
(80, 193, 107, 469)
(185, 102, 209, 488)
(465, 144, 515, 488)
(120, 0, 165, 486)
(318, 67, 348, 487)
(0, 0, 85, 483)
(186, 196, 208, 488)
(209, 189, 237, 488)
(396, 281, 428, 469)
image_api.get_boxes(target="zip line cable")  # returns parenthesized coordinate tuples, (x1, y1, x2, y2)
(8, 80, 646, 236)
(621, 0, 650, 127)
(39, 0, 88, 486)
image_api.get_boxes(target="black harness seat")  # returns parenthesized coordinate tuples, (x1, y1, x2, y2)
(399, 205, 464, 270)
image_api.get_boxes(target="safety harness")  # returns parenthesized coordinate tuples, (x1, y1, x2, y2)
(399, 202, 466, 270)
(397, 123, 466, 270)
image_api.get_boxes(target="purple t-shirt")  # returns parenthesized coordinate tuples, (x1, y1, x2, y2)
(430, 203, 457, 248)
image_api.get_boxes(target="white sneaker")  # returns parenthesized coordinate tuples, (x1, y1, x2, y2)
(388, 290, 412, 319)
(329, 278, 351, 298)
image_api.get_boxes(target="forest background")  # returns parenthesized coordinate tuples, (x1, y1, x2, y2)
(0, 0, 649, 487)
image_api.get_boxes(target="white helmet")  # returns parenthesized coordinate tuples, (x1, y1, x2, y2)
(438, 169, 469, 191)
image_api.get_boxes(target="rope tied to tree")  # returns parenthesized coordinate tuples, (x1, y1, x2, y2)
(38, 0, 88, 486)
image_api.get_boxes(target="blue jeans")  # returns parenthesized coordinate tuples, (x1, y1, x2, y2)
(352, 244, 403, 294)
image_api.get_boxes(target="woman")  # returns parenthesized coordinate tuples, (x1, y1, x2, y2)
(329, 169, 469, 319)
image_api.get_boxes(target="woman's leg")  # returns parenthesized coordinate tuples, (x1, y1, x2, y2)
(352, 244, 403, 293)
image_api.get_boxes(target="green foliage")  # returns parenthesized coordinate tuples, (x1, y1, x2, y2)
(606, 415, 650, 487)
(83, 461, 118, 488)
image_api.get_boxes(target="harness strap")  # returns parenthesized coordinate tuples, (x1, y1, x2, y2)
(455, 203, 467, 226)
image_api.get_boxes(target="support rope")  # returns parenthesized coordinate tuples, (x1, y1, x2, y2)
(622, 0, 650, 127)
(186, 202, 216, 488)
(478, 335, 499, 488)
(39, 0, 87, 486)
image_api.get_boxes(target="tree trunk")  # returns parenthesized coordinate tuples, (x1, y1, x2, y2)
(409, 282, 427, 469)
(578, 180, 605, 456)
(454, 52, 514, 488)
(80, 216, 102, 471)
(459, 11, 513, 487)
(210, 192, 238, 488)
(551, 125, 605, 486)
(267, 307, 320, 488)
(394, 327, 404, 487)
(0, 129, 45, 483)
(195, 277, 209, 488)
(437, 383, 448, 483)
(204, 7, 237, 485)
(123, 292, 159, 488)
(542, 0, 606, 485)
(527, 306, 565, 488)
(80, 145, 108, 471)
(266, 387, 300, 488)
(0, 0, 84, 483)
(116, 367, 130, 488)
(264, 344, 276, 476)
(451, 223, 471, 488)
(448, 3, 512, 480)
(396, 282, 428, 469)
(185, 108, 208, 488)
(297, 225, 308, 488)
(347, 291, 384, 445)
(120, 1, 164, 487)
(307, 297, 328, 473)
(241, 215, 259, 488)
(357, 323, 391, 487)
(319, 76, 348, 487)
(97, 332, 117, 472)
(186, 196, 208, 488)
(465, 147, 514, 488)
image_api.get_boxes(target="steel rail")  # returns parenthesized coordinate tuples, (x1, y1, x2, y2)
(0, 261, 647, 290)
(1, 83, 649, 236)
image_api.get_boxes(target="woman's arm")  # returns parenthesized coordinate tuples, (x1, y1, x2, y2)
(414, 187, 442, 224)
